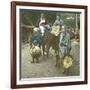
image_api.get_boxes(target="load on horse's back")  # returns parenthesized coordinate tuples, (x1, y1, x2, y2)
(30, 44, 41, 63)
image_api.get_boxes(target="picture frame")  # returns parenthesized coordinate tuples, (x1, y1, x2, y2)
(11, 1, 88, 89)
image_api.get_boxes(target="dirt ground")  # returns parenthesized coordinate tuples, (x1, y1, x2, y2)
(21, 40, 80, 79)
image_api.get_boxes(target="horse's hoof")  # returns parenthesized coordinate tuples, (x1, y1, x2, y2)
(36, 61, 39, 63)
(31, 61, 34, 63)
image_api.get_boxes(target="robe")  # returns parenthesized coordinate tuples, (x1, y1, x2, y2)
(59, 31, 71, 58)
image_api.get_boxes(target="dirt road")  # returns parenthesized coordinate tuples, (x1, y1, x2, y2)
(21, 41, 80, 79)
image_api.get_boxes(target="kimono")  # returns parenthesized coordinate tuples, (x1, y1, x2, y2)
(59, 31, 71, 58)
(39, 18, 46, 36)
(31, 31, 42, 47)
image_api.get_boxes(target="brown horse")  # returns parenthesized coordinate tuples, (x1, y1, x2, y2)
(42, 31, 60, 66)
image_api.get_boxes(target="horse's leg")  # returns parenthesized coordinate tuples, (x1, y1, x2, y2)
(42, 37, 47, 56)
(55, 54, 60, 67)
(36, 58, 39, 63)
(42, 44, 45, 55)
(55, 49, 61, 67)
(46, 44, 50, 57)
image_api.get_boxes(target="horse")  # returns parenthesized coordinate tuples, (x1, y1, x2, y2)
(30, 25, 60, 66)
(42, 25, 61, 56)
(41, 25, 61, 66)
(65, 28, 75, 40)
(42, 32, 60, 55)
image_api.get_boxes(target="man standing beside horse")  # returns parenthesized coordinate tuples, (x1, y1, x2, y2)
(59, 26, 71, 59)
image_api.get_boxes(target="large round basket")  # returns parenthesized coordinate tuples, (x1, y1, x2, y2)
(63, 55, 73, 69)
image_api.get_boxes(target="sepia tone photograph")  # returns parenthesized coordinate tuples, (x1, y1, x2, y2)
(20, 9, 80, 79)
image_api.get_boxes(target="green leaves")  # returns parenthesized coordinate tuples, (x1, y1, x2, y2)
(20, 9, 80, 29)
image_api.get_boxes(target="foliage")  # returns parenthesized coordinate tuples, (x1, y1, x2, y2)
(20, 9, 80, 43)
(20, 9, 80, 28)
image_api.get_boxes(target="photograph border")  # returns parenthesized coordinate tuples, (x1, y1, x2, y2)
(11, 1, 88, 89)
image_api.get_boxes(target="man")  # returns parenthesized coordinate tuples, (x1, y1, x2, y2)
(53, 15, 64, 27)
(59, 26, 71, 59)
(39, 13, 46, 36)
(51, 15, 64, 36)
(30, 28, 42, 47)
